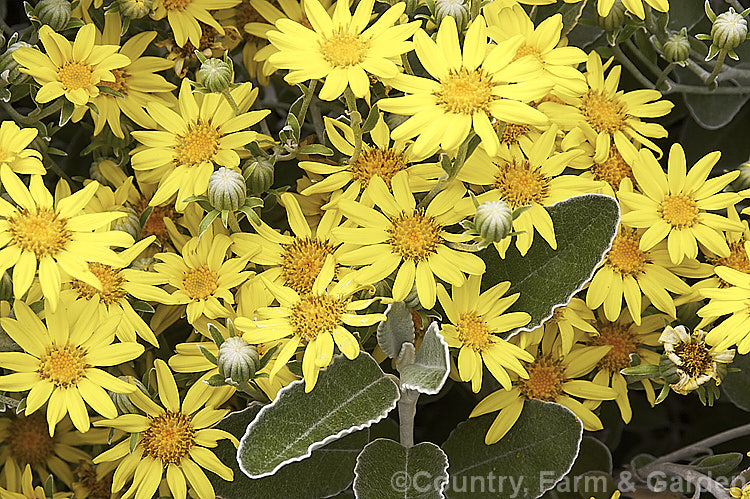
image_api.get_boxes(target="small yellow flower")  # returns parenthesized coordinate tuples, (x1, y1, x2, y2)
(153, 0, 242, 48)
(0, 463, 68, 499)
(0, 122, 44, 177)
(731, 484, 750, 499)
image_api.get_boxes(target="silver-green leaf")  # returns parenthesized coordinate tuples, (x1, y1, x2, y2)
(400, 322, 449, 395)
(377, 302, 416, 359)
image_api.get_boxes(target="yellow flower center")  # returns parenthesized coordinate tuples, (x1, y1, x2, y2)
(133, 198, 177, 248)
(659, 194, 699, 229)
(435, 68, 494, 115)
(9, 207, 72, 258)
(237, 0, 268, 44)
(496, 122, 531, 145)
(712, 239, 750, 287)
(673, 341, 713, 379)
(590, 146, 635, 190)
(71, 262, 127, 305)
(581, 90, 627, 134)
(456, 312, 492, 352)
(8, 413, 56, 466)
(493, 160, 549, 208)
(163, 0, 191, 11)
(591, 323, 638, 371)
(182, 266, 218, 300)
(387, 211, 443, 261)
(0, 151, 8, 162)
(350, 148, 409, 186)
(98, 68, 128, 95)
(512, 44, 544, 63)
(280, 238, 335, 294)
(174, 119, 222, 167)
(141, 411, 196, 465)
(518, 355, 565, 401)
(605, 227, 651, 277)
(74, 462, 114, 499)
(38, 344, 89, 388)
(58, 62, 93, 91)
(289, 294, 346, 341)
(319, 28, 368, 68)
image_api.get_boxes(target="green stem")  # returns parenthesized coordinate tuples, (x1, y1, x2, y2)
(665, 83, 750, 94)
(221, 90, 241, 115)
(655, 62, 675, 90)
(1, 99, 64, 126)
(611, 45, 656, 89)
(706, 49, 727, 88)
(470, 0, 480, 22)
(397, 389, 419, 448)
(417, 133, 474, 210)
(343, 87, 363, 161)
(297, 80, 317, 126)
(401, 53, 415, 76)
(228, 211, 242, 233)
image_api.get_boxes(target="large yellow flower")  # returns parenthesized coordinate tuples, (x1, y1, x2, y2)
(333, 171, 485, 309)
(13, 24, 130, 106)
(93, 360, 237, 499)
(618, 144, 743, 265)
(0, 173, 133, 308)
(236, 257, 385, 392)
(72, 13, 176, 139)
(0, 299, 143, 436)
(130, 78, 269, 210)
(540, 52, 672, 163)
(699, 266, 750, 354)
(153, 0, 241, 48)
(0, 122, 44, 177)
(471, 337, 617, 444)
(438, 275, 532, 392)
(379, 15, 550, 158)
(266, 0, 418, 100)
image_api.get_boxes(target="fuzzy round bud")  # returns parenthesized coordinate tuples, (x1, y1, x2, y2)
(131, 257, 156, 272)
(474, 200, 513, 243)
(198, 58, 234, 93)
(35, 0, 72, 31)
(597, 0, 626, 31)
(109, 377, 147, 415)
(208, 167, 246, 211)
(245, 159, 274, 195)
(711, 8, 748, 51)
(112, 209, 141, 239)
(118, 0, 153, 18)
(434, 0, 470, 32)
(2, 42, 32, 86)
(218, 336, 260, 386)
(663, 30, 691, 64)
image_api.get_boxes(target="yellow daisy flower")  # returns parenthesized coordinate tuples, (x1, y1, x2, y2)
(0, 122, 44, 177)
(0, 173, 134, 308)
(0, 299, 144, 436)
(0, 463, 68, 499)
(235, 257, 386, 392)
(93, 360, 237, 499)
(484, 3, 587, 98)
(148, 227, 254, 324)
(379, 15, 550, 158)
(70, 462, 117, 499)
(0, 412, 111, 488)
(731, 483, 750, 499)
(130, 78, 269, 210)
(333, 171, 486, 309)
(570, 0, 669, 19)
(152, 0, 242, 48)
(539, 52, 672, 163)
(584, 308, 667, 423)
(618, 144, 743, 265)
(470, 337, 617, 444)
(12, 24, 130, 106)
(71, 13, 176, 139)
(530, 297, 598, 355)
(698, 266, 750, 354)
(266, 0, 418, 100)
(437, 275, 533, 392)
(460, 125, 603, 256)
(300, 114, 444, 197)
(232, 192, 345, 295)
(215, 0, 275, 85)
(156, 21, 242, 77)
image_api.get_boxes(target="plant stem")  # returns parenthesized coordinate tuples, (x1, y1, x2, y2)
(397, 388, 419, 448)
(221, 90, 241, 115)
(611, 45, 656, 89)
(641, 422, 750, 469)
(706, 50, 727, 87)
(655, 63, 675, 90)
(417, 133, 474, 210)
(297, 80, 317, 126)
(343, 87, 363, 161)
(646, 464, 731, 499)
(401, 53, 415, 75)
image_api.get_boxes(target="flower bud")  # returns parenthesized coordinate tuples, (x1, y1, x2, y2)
(734, 162, 750, 190)
(118, 0, 153, 19)
(711, 8, 748, 52)
(198, 57, 234, 93)
(208, 167, 246, 211)
(2, 41, 32, 86)
(663, 28, 691, 64)
(597, 0, 626, 32)
(434, 0, 470, 32)
(35, 0, 72, 31)
(474, 200, 513, 243)
(109, 377, 147, 415)
(0, 271, 11, 303)
(244, 158, 274, 195)
(112, 208, 141, 239)
(131, 257, 156, 272)
(217, 336, 260, 386)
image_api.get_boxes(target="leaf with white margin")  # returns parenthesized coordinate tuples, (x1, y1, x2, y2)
(353, 439, 449, 499)
(237, 352, 400, 478)
(378, 301, 416, 358)
(400, 322, 449, 395)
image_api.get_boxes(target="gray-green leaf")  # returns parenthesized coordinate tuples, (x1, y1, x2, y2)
(400, 322, 449, 395)
(722, 353, 750, 411)
(442, 400, 583, 499)
(353, 439, 449, 499)
(479, 194, 619, 336)
(377, 302, 416, 359)
(237, 353, 400, 478)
